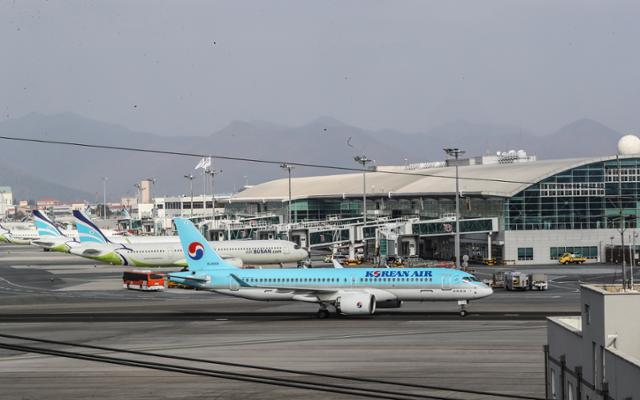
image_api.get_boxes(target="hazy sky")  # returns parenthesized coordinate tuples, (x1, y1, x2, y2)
(2, 0, 640, 136)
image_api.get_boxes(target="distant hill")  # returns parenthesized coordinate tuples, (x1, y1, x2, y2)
(0, 159, 92, 201)
(0, 113, 626, 201)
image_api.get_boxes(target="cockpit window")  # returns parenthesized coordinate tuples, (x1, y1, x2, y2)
(294, 244, 301, 250)
(462, 275, 480, 283)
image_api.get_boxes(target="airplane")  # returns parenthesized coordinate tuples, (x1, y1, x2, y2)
(69, 210, 308, 268)
(168, 218, 493, 318)
(0, 222, 39, 245)
(30, 210, 80, 253)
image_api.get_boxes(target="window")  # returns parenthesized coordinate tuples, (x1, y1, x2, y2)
(585, 304, 591, 325)
(551, 368, 556, 399)
(567, 381, 574, 400)
(518, 247, 533, 261)
(592, 341, 597, 388)
(600, 345, 606, 388)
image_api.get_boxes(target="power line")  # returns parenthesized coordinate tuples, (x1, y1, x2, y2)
(0, 332, 543, 400)
(0, 135, 538, 185)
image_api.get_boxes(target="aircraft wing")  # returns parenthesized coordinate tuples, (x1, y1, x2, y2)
(229, 274, 338, 294)
(167, 274, 210, 283)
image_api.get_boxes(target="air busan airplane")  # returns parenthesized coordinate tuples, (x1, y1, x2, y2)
(69, 210, 308, 268)
(0, 222, 39, 245)
(31, 210, 80, 252)
(169, 218, 493, 318)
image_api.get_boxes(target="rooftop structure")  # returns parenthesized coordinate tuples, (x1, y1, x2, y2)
(546, 284, 640, 400)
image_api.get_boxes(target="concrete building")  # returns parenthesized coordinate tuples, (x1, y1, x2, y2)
(228, 153, 640, 264)
(0, 186, 13, 217)
(154, 194, 224, 219)
(546, 284, 640, 400)
(139, 179, 154, 204)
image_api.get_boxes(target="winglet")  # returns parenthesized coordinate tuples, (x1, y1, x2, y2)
(33, 210, 65, 237)
(73, 210, 111, 244)
(174, 218, 237, 272)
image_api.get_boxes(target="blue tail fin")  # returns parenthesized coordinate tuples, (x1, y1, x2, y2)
(33, 210, 64, 237)
(73, 210, 111, 244)
(174, 218, 236, 272)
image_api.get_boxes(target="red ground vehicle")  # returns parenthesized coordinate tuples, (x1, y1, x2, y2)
(122, 270, 165, 291)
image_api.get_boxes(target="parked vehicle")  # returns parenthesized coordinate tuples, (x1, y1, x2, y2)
(559, 252, 587, 264)
(122, 270, 165, 291)
(482, 272, 505, 288)
(504, 271, 529, 291)
(529, 273, 548, 290)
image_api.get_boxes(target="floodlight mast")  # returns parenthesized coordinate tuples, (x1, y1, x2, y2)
(444, 148, 465, 269)
(354, 155, 373, 226)
(280, 164, 295, 224)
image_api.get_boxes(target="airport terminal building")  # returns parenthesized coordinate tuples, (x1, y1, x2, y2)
(227, 152, 640, 265)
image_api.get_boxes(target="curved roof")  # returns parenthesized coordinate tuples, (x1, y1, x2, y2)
(230, 156, 618, 202)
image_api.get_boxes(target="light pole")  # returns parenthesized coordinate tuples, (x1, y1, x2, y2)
(134, 183, 142, 203)
(280, 164, 295, 224)
(102, 176, 108, 220)
(633, 231, 638, 289)
(184, 174, 195, 218)
(354, 155, 373, 225)
(610, 236, 615, 263)
(444, 148, 465, 269)
(206, 169, 222, 228)
(617, 154, 628, 289)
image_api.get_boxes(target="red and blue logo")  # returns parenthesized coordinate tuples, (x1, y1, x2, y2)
(188, 242, 205, 260)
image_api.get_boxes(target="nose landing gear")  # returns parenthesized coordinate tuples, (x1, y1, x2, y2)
(458, 299, 469, 317)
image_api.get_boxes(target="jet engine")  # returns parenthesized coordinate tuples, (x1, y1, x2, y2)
(336, 293, 376, 315)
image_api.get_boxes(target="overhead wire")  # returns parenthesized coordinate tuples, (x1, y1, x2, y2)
(0, 135, 538, 185)
(0, 333, 545, 400)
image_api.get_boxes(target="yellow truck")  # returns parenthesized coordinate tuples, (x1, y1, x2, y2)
(559, 252, 587, 265)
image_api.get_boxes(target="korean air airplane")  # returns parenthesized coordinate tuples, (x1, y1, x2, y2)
(69, 210, 308, 268)
(169, 218, 493, 318)
(30, 210, 80, 253)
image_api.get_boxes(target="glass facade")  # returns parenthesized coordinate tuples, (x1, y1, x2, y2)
(504, 158, 640, 230)
(550, 246, 598, 260)
(517, 247, 533, 260)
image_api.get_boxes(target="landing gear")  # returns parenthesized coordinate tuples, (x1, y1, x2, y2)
(458, 300, 469, 318)
(316, 304, 330, 319)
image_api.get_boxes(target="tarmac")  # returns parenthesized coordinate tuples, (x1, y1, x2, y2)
(0, 244, 633, 399)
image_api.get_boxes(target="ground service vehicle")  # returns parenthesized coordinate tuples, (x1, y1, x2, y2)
(122, 270, 165, 291)
(559, 253, 587, 264)
(504, 271, 529, 291)
(529, 273, 548, 290)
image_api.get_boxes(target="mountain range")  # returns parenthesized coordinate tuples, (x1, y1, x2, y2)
(0, 112, 624, 202)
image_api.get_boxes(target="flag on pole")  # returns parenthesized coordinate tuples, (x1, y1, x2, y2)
(195, 157, 212, 170)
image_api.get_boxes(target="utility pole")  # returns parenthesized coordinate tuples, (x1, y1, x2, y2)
(102, 176, 108, 220)
(617, 154, 628, 290)
(444, 148, 465, 269)
(632, 230, 637, 290)
(280, 164, 295, 224)
(206, 169, 222, 228)
(184, 174, 195, 218)
(354, 155, 373, 226)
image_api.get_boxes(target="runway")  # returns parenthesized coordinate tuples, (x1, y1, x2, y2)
(0, 244, 629, 399)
